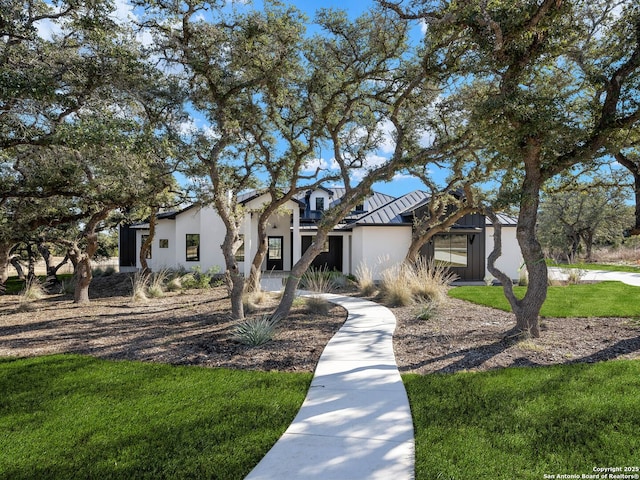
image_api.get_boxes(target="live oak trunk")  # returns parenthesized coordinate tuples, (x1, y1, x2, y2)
(245, 215, 269, 294)
(221, 227, 245, 320)
(139, 209, 158, 275)
(270, 229, 330, 322)
(0, 244, 12, 294)
(486, 147, 547, 338)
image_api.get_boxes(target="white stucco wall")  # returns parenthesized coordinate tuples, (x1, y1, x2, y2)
(351, 225, 413, 280)
(485, 226, 523, 281)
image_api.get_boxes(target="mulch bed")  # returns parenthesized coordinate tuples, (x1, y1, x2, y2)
(1, 274, 639, 374)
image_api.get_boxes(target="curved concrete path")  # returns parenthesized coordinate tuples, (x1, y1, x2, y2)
(548, 267, 640, 287)
(245, 293, 415, 480)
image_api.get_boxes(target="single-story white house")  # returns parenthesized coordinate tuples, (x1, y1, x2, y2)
(119, 187, 523, 282)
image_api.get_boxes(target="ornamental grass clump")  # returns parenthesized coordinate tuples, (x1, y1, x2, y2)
(379, 264, 414, 307)
(21, 277, 47, 301)
(410, 257, 457, 306)
(355, 262, 377, 296)
(233, 315, 278, 347)
(147, 269, 169, 298)
(131, 271, 149, 302)
(380, 258, 456, 308)
(305, 295, 331, 315)
(300, 266, 337, 293)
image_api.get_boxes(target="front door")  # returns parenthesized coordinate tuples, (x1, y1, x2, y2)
(267, 236, 284, 270)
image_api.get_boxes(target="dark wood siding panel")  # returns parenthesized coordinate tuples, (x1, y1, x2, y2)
(119, 225, 137, 267)
(419, 231, 485, 281)
(301, 236, 343, 271)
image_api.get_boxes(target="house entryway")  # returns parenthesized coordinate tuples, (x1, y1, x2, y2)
(267, 236, 284, 270)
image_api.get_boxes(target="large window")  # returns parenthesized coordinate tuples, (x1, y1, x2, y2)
(186, 234, 200, 262)
(433, 234, 468, 267)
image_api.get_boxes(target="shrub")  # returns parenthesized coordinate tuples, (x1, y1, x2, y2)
(355, 262, 377, 296)
(180, 266, 221, 290)
(232, 315, 278, 346)
(300, 267, 337, 293)
(305, 295, 331, 315)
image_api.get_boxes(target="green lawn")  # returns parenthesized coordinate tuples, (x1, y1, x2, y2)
(4, 274, 74, 294)
(449, 281, 640, 317)
(547, 261, 640, 273)
(404, 360, 640, 480)
(0, 355, 312, 480)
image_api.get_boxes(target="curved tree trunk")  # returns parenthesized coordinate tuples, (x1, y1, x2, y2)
(270, 229, 329, 321)
(9, 256, 25, 280)
(221, 226, 245, 320)
(139, 208, 158, 275)
(0, 244, 14, 294)
(486, 154, 547, 338)
(245, 216, 269, 294)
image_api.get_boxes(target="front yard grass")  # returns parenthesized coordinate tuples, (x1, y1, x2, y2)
(547, 260, 640, 273)
(0, 354, 311, 480)
(404, 360, 640, 480)
(449, 281, 640, 317)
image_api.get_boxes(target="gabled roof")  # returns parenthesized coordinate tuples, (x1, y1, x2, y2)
(237, 189, 306, 207)
(353, 190, 431, 225)
(486, 213, 518, 226)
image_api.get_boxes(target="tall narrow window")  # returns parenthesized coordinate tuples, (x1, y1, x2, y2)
(433, 234, 468, 267)
(186, 234, 200, 262)
(315, 197, 325, 211)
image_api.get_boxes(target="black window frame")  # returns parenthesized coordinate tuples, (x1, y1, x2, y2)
(186, 234, 200, 262)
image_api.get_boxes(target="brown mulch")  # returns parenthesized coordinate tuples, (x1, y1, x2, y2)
(1, 274, 639, 374)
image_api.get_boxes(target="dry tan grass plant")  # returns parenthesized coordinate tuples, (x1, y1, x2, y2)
(355, 262, 377, 296)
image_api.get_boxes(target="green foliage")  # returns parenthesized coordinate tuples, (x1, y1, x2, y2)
(233, 316, 278, 347)
(404, 360, 640, 479)
(449, 282, 640, 318)
(179, 266, 220, 290)
(0, 354, 311, 480)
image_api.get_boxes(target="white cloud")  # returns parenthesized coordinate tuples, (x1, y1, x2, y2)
(379, 119, 397, 154)
(302, 157, 330, 174)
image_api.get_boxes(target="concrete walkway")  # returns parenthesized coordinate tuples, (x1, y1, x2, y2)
(245, 293, 415, 480)
(548, 267, 640, 287)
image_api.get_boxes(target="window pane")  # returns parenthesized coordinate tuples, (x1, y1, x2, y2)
(268, 238, 282, 259)
(315, 197, 324, 211)
(159, 239, 169, 248)
(434, 235, 467, 267)
(186, 234, 200, 262)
